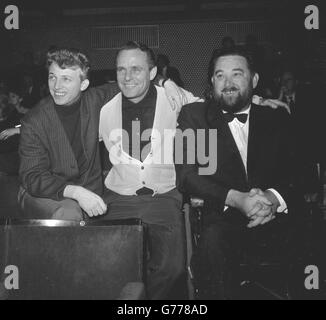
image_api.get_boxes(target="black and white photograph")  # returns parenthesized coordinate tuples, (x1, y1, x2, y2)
(0, 0, 325, 304)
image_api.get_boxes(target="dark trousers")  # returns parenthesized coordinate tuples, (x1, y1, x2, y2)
(102, 188, 186, 300)
(192, 209, 302, 300)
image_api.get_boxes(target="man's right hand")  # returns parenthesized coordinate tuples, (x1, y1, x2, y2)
(64, 185, 107, 217)
(226, 189, 272, 220)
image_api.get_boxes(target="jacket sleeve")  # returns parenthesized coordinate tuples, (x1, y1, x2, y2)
(19, 116, 74, 201)
(268, 110, 299, 213)
(175, 106, 230, 211)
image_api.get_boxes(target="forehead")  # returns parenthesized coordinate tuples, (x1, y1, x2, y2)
(48, 62, 82, 77)
(117, 49, 149, 66)
(215, 55, 250, 71)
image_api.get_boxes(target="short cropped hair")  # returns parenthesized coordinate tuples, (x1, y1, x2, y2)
(208, 46, 257, 81)
(46, 48, 90, 80)
(116, 41, 156, 70)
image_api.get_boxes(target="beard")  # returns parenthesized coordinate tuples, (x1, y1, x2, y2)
(214, 86, 253, 113)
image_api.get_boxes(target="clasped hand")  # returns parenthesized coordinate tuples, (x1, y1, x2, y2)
(245, 188, 278, 228)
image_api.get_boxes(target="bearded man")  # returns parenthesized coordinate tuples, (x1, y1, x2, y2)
(175, 47, 303, 299)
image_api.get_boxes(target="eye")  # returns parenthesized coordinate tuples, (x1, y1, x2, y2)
(117, 67, 125, 73)
(48, 75, 55, 81)
(215, 73, 224, 79)
(63, 77, 71, 82)
(131, 66, 142, 74)
(233, 71, 243, 77)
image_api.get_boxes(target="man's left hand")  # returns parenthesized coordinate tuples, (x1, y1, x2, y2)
(247, 188, 280, 228)
(163, 79, 188, 112)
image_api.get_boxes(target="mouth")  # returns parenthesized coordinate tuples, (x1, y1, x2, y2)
(53, 92, 66, 98)
(222, 89, 239, 96)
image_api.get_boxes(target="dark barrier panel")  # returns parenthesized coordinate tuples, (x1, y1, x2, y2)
(0, 219, 145, 300)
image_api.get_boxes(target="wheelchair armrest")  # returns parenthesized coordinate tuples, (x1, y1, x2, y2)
(117, 282, 146, 300)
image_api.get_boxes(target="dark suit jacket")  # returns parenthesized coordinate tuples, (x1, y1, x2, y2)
(176, 100, 298, 215)
(282, 85, 324, 192)
(19, 84, 119, 201)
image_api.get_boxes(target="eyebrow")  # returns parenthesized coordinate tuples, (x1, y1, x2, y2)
(48, 72, 72, 78)
(215, 68, 245, 73)
(233, 68, 244, 72)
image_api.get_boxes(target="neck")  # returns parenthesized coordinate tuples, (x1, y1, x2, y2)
(57, 95, 81, 107)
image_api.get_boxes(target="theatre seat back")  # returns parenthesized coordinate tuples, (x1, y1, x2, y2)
(0, 219, 144, 300)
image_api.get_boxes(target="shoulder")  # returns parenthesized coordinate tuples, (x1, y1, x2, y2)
(22, 96, 52, 124)
(179, 101, 208, 118)
(87, 83, 120, 102)
(100, 92, 121, 120)
(251, 103, 291, 128)
(177, 101, 209, 128)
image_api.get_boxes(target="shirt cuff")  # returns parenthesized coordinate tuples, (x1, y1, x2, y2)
(267, 188, 288, 213)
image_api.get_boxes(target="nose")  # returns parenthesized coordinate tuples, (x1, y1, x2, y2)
(125, 69, 132, 81)
(224, 77, 232, 87)
(54, 78, 61, 90)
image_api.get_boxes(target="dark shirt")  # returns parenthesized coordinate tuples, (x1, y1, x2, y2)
(121, 84, 157, 161)
(55, 99, 87, 183)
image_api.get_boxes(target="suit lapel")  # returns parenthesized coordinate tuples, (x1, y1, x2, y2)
(247, 104, 271, 183)
(80, 96, 92, 162)
(206, 100, 248, 184)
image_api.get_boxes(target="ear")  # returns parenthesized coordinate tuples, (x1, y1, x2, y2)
(252, 73, 259, 89)
(80, 79, 90, 92)
(150, 66, 157, 81)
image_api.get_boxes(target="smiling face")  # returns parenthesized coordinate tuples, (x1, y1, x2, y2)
(211, 54, 259, 113)
(116, 48, 157, 104)
(48, 62, 89, 106)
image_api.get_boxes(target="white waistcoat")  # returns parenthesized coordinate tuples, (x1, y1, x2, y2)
(99, 86, 177, 196)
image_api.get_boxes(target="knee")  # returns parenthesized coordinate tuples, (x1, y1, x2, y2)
(52, 200, 84, 221)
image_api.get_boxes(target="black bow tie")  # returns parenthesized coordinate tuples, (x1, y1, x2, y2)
(223, 112, 248, 124)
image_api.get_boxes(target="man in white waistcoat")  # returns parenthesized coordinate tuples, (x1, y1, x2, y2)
(99, 41, 200, 299)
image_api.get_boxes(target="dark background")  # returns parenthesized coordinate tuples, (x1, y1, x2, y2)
(0, 0, 324, 96)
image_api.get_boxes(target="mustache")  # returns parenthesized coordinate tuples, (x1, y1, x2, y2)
(222, 87, 239, 93)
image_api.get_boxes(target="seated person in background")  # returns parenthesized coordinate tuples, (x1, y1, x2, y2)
(0, 94, 20, 175)
(278, 69, 322, 203)
(19, 47, 187, 221)
(156, 54, 184, 88)
(0, 85, 33, 142)
(176, 47, 303, 299)
(99, 42, 201, 299)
